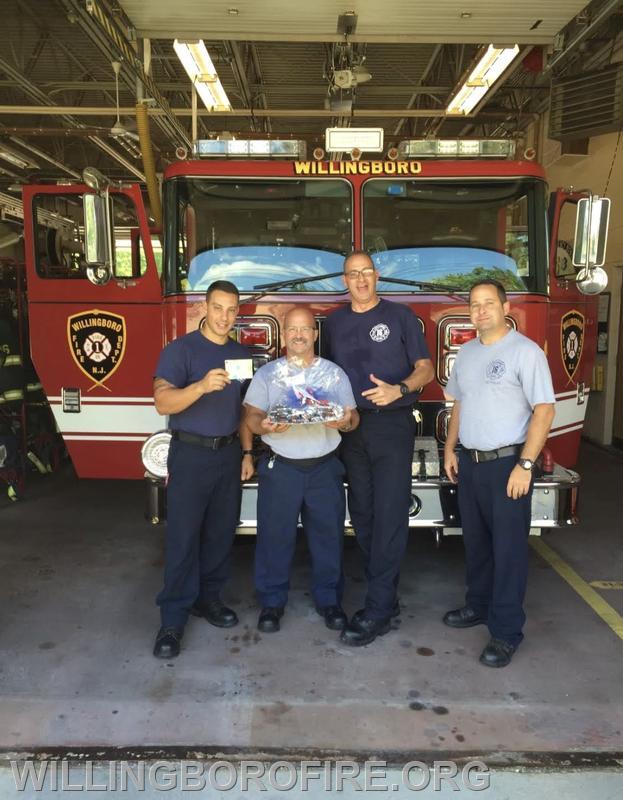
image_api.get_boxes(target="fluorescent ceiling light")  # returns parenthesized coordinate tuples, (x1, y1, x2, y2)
(0, 143, 39, 170)
(446, 44, 520, 116)
(174, 39, 232, 112)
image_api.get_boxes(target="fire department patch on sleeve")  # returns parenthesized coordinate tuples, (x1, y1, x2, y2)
(67, 309, 126, 390)
(561, 309, 584, 382)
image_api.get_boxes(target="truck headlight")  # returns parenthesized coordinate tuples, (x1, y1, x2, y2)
(141, 430, 171, 479)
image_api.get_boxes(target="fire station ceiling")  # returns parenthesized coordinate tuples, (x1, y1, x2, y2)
(120, 0, 591, 43)
(0, 0, 621, 185)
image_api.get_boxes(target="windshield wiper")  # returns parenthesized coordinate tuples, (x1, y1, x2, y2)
(239, 271, 344, 304)
(379, 275, 467, 299)
(252, 272, 343, 291)
(242, 272, 467, 304)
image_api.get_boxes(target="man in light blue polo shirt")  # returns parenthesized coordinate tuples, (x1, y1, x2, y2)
(443, 279, 555, 668)
(244, 308, 359, 634)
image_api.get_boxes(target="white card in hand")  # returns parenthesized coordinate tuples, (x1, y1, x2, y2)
(225, 358, 254, 381)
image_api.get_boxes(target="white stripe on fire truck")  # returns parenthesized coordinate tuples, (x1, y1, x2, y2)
(555, 389, 582, 401)
(47, 402, 162, 435)
(46, 393, 587, 436)
(48, 396, 154, 404)
(63, 434, 149, 442)
(548, 423, 584, 439)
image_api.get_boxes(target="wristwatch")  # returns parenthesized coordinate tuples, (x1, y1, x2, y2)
(518, 457, 534, 471)
(242, 449, 254, 456)
(399, 382, 409, 396)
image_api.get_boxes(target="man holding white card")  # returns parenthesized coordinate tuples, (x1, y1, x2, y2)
(151, 280, 254, 659)
(244, 308, 359, 635)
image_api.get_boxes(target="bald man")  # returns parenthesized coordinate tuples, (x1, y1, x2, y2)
(244, 309, 359, 634)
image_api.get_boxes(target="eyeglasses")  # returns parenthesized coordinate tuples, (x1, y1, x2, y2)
(345, 266, 376, 281)
(285, 325, 315, 334)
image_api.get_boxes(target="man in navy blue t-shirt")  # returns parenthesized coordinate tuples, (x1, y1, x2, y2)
(323, 251, 434, 646)
(152, 280, 254, 659)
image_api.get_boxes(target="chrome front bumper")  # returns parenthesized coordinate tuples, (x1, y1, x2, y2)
(145, 451, 579, 532)
(235, 462, 580, 534)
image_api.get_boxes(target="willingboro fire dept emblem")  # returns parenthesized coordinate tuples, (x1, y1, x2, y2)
(67, 309, 126, 390)
(561, 309, 585, 382)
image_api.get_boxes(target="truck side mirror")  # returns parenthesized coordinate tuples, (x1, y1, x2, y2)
(572, 195, 610, 295)
(83, 192, 115, 285)
(86, 264, 113, 285)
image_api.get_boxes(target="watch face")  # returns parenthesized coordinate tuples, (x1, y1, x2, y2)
(400, 382, 408, 396)
(520, 459, 533, 470)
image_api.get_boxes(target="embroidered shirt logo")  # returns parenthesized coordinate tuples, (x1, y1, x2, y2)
(369, 323, 390, 342)
(486, 359, 506, 382)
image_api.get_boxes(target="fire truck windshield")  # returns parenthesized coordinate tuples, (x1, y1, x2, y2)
(165, 178, 352, 293)
(364, 178, 547, 294)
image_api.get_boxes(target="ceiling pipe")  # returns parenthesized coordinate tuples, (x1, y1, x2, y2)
(87, 136, 146, 181)
(19, 81, 453, 96)
(0, 127, 107, 137)
(8, 136, 81, 179)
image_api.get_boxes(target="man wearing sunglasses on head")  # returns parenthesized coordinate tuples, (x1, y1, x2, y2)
(323, 251, 435, 646)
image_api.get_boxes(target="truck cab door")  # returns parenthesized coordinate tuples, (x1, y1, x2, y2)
(546, 188, 597, 466)
(22, 184, 164, 479)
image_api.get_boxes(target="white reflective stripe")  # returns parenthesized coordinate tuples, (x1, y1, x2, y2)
(49, 403, 162, 435)
(552, 394, 588, 431)
(555, 389, 581, 400)
(548, 423, 584, 438)
(64, 434, 148, 441)
(48, 396, 154, 404)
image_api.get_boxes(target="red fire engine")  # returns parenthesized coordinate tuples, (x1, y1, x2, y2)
(21, 138, 610, 535)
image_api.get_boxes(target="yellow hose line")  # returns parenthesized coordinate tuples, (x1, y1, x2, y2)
(135, 102, 162, 230)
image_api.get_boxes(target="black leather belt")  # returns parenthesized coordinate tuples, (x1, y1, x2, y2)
(466, 444, 522, 463)
(358, 404, 413, 415)
(172, 430, 238, 449)
(273, 449, 338, 469)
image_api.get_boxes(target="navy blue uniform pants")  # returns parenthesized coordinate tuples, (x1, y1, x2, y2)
(255, 454, 345, 609)
(457, 451, 532, 647)
(157, 438, 242, 628)
(339, 407, 416, 620)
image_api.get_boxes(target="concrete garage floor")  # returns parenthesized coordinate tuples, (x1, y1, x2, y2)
(0, 441, 622, 758)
